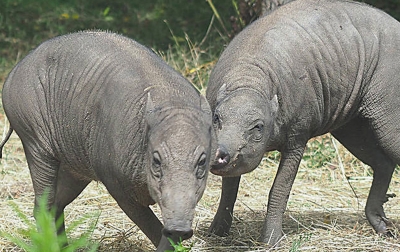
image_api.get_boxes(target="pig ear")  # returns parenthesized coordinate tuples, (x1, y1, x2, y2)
(216, 83, 228, 101)
(146, 93, 157, 126)
(200, 95, 212, 115)
(270, 94, 279, 116)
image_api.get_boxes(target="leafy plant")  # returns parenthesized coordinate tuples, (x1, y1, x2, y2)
(302, 135, 337, 169)
(166, 237, 193, 252)
(0, 192, 99, 252)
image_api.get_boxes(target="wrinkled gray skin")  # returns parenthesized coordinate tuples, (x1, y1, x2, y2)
(207, 0, 400, 246)
(1, 31, 213, 251)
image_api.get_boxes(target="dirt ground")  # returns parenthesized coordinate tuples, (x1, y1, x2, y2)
(0, 113, 399, 252)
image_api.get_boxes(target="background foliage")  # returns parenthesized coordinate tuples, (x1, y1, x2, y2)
(2, 0, 400, 78)
(0, 0, 235, 69)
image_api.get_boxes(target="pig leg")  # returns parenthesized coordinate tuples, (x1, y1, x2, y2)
(54, 164, 90, 243)
(106, 188, 164, 248)
(22, 143, 64, 238)
(331, 116, 395, 235)
(261, 144, 306, 245)
(208, 176, 241, 236)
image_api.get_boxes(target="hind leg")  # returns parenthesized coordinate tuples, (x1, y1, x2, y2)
(22, 144, 61, 233)
(23, 143, 90, 245)
(331, 116, 395, 235)
(54, 164, 90, 243)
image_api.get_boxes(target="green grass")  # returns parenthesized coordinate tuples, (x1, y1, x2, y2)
(0, 191, 99, 251)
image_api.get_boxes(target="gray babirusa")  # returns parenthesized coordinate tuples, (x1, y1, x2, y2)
(1, 31, 213, 251)
(207, 0, 399, 246)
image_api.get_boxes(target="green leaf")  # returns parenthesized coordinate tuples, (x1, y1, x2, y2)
(103, 6, 110, 16)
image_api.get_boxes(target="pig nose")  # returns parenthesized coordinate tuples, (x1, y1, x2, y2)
(162, 227, 193, 241)
(212, 145, 230, 169)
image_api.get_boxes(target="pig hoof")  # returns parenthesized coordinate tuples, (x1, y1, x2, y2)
(260, 225, 284, 247)
(383, 230, 395, 238)
(376, 218, 396, 238)
(260, 233, 284, 247)
(377, 228, 395, 238)
(208, 220, 231, 237)
(371, 215, 395, 238)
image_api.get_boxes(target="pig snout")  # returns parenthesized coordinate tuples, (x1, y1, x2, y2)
(211, 145, 230, 170)
(162, 227, 193, 241)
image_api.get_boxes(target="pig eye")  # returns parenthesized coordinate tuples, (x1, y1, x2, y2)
(196, 153, 207, 179)
(213, 112, 222, 130)
(151, 151, 162, 178)
(253, 123, 264, 132)
(153, 151, 161, 166)
(198, 153, 206, 166)
(251, 122, 264, 141)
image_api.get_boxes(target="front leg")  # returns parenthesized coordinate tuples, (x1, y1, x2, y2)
(208, 176, 241, 236)
(105, 185, 165, 249)
(261, 145, 305, 245)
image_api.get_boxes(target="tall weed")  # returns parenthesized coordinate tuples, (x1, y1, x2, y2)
(0, 192, 99, 252)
